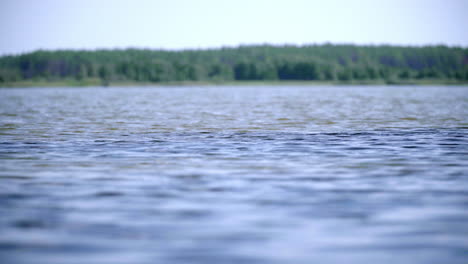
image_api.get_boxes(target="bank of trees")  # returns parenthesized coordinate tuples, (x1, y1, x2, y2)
(0, 44, 467, 84)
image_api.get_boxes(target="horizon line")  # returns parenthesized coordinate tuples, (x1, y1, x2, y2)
(1, 42, 467, 57)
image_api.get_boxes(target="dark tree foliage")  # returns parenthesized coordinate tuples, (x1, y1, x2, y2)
(0, 44, 467, 84)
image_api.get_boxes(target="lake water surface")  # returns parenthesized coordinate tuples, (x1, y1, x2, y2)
(1, 86, 467, 263)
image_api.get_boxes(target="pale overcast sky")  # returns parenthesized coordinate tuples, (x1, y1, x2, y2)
(0, 0, 467, 55)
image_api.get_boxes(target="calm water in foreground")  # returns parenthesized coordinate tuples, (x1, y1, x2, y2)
(0, 86, 467, 264)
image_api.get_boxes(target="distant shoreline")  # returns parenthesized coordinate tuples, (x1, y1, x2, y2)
(1, 45, 467, 88)
(1, 79, 467, 88)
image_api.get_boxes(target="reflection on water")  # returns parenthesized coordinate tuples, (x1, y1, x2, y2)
(0, 86, 467, 264)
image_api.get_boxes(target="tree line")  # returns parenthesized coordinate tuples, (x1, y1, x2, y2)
(0, 44, 467, 85)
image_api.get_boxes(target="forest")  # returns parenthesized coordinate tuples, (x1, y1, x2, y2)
(0, 44, 467, 86)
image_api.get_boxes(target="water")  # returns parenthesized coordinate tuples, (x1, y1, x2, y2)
(0, 86, 467, 264)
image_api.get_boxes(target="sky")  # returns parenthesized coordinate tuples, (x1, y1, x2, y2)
(0, 0, 467, 55)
